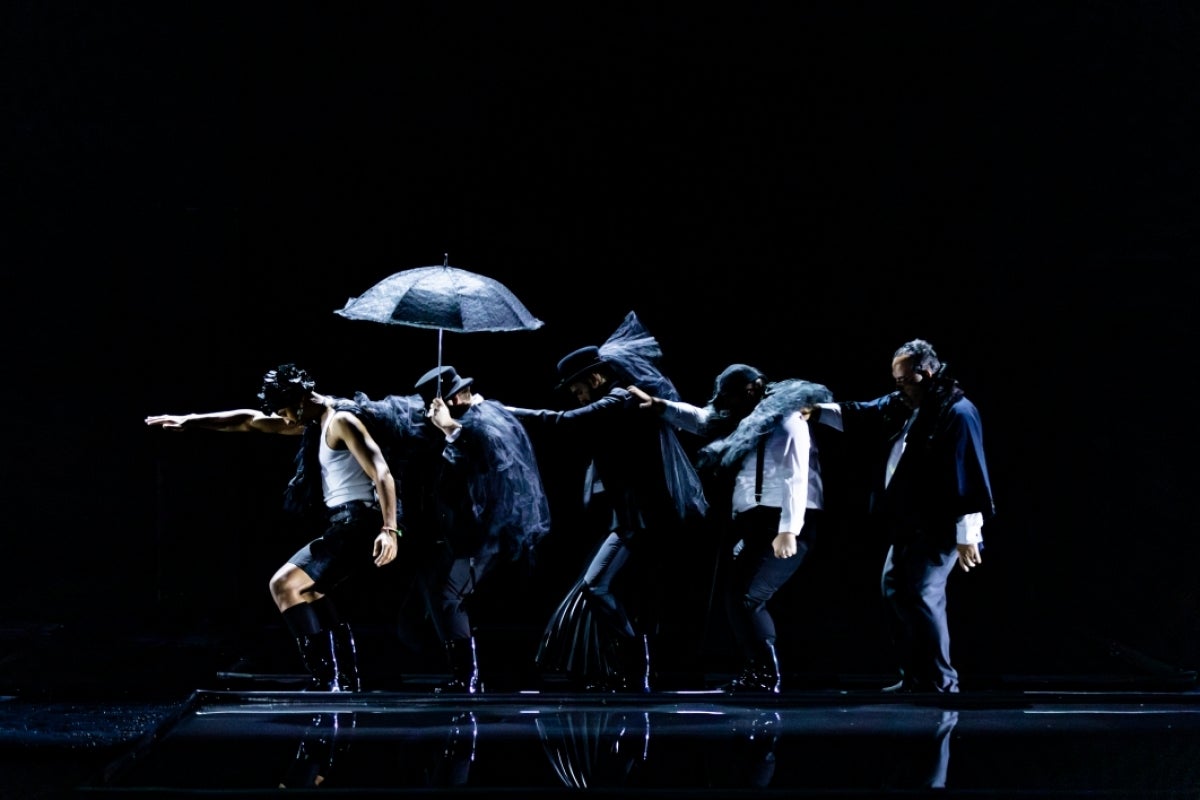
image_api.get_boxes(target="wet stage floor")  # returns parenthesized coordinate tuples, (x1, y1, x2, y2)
(85, 688, 1200, 797)
(4, 616, 1199, 798)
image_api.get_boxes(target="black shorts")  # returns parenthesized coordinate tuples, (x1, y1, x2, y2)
(288, 500, 381, 594)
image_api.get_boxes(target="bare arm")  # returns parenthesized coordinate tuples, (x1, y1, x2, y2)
(327, 411, 400, 567)
(144, 409, 303, 435)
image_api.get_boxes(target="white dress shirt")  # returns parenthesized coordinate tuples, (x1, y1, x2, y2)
(659, 400, 821, 535)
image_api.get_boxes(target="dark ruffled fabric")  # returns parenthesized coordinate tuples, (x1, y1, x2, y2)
(598, 310, 681, 402)
(659, 423, 708, 521)
(456, 399, 553, 563)
(698, 379, 834, 475)
(601, 311, 708, 521)
(535, 576, 609, 683)
(351, 392, 551, 564)
(349, 392, 429, 449)
(282, 422, 323, 517)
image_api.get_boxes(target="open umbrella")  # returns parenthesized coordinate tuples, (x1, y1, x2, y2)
(335, 255, 544, 393)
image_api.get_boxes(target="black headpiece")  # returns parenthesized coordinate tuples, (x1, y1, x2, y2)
(708, 363, 766, 411)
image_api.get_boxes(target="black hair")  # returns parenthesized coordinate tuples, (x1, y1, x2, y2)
(257, 363, 317, 414)
(894, 339, 941, 373)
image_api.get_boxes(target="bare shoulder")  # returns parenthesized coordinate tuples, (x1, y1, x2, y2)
(328, 408, 372, 441)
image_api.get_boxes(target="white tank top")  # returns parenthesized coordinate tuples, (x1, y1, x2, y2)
(319, 410, 376, 507)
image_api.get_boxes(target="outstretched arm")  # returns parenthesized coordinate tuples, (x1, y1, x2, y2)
(798, 402, 830, 427)
(629, 385, 711, 436)
(627, 385, 657, 409)
(144, 409, 303, 435)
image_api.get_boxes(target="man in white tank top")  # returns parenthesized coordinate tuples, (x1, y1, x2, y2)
(145, 363, 400, 693)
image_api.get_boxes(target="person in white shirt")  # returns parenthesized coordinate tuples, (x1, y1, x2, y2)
(633, 363, 833, 694)
(805, 339, 994, 693)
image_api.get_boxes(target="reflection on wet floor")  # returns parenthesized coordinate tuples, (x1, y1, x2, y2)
(90, 690, 1200, 796)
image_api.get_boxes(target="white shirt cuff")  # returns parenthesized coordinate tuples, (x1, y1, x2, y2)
(815, 402, 843, 431)
(957, 512, 984, 545)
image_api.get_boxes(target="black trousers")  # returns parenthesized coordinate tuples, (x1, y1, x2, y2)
(723, 506, 821, 654)
(880, 539, 959, 692)
(415, 543, 497, 642)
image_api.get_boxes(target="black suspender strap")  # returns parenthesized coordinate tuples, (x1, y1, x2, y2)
(754, 435, 766, 504)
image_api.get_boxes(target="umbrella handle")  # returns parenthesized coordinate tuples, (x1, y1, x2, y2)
(438, 252, 447, 396)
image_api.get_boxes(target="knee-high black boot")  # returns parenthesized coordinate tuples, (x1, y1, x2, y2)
(602, 633, 651, 693)
(330, 623, 361, 693)
(625, 633, 652, 693)
(720, 639, 781, 694)
(295, 629, 341, 692)
(284, 602, 342, 692)
(435, 636, 482, 694)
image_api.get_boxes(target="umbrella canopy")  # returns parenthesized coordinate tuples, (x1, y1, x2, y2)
(335, 260, 544, 395)
(335, 263, 544, 333)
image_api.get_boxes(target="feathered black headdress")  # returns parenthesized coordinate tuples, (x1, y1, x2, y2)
(698, 379, 833, 473)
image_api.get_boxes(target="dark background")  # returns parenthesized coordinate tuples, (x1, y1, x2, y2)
(4, 3, 1197, 684)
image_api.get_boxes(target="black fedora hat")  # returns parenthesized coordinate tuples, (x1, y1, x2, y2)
(415, 365, 474, 402)
(554, 345, 607, 390)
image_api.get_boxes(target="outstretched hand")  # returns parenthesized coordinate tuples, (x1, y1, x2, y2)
(627, 385, 654, 408)
(145, 414, 186, 430)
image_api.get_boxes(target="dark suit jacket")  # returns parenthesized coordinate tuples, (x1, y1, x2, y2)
(509, 385, 701, 535)
(839, 386, 994, 548)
